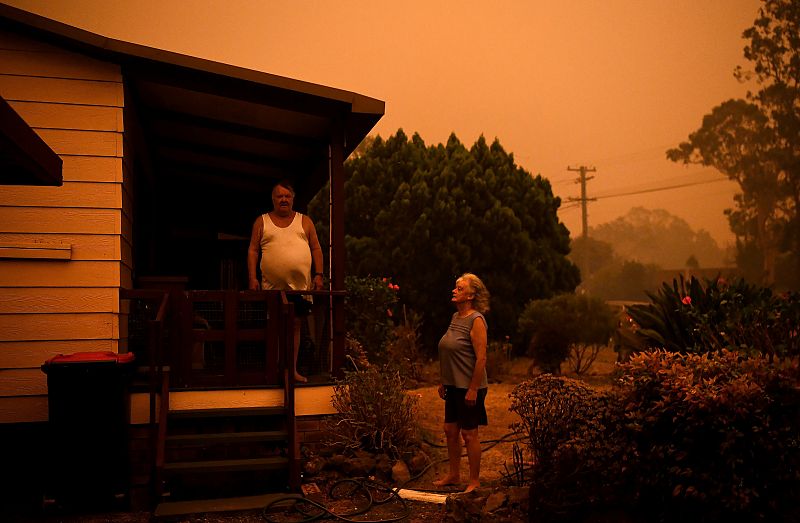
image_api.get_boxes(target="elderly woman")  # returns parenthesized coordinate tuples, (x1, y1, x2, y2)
(434, 273, 490, 492)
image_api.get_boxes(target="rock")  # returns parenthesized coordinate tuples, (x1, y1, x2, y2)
(391, 459, 411, 484)
(506, 485, 528, 506)
(482, 491, 507, 513)
(407, 449, 431, 474)
(444, 495, 468, 522)
(374, 453, 393, 481)
(353, 449, 373, 460)
(326, 454, 346, 470)
(342, 454, 376, 476)
(464, 493, 487, 516)
(444, 487, 527, 522)
(317, 441, 344, 458)
(303, 456, 325, 476)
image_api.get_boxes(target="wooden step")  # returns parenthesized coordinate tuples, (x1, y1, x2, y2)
(154, 492, 299, 518)
(168, 406, 286, 419)
(166, 430, 288, 446)
(163, 456, 289, 474)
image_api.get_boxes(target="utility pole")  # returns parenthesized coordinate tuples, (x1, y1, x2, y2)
(566, 166, 597, 239)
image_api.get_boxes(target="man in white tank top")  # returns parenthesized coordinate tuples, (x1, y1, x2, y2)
(247, 180, 324, 383)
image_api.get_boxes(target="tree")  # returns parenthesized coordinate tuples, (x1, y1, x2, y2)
(570, 209, 725, 301)
(668, 0, 800, 288)
(586, 260, 661, 302)
(590, 207, 727, 269)
(741, 0, 800, 287)
(309, 130, 579, 352)
(568, 236, 615, 277)
(667, 100, 784, 284)
(518, 294, 617, 374)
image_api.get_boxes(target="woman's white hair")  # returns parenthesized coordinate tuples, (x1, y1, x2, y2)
(458, 272, 490, 313)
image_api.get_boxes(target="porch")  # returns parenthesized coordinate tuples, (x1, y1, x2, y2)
(122, 286, 347, 509)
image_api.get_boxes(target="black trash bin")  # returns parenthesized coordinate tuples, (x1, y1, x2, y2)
(41, 351, 135, 508)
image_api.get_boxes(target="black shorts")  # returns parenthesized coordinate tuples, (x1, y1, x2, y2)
(286, 294, 312, 316)
(443, 386, 488, 430)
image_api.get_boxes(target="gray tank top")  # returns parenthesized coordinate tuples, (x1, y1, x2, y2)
(438, 311, 488, 389)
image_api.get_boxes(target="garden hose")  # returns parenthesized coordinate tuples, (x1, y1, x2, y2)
(261, 478, 410, 523)
(261, 430, 529, 519)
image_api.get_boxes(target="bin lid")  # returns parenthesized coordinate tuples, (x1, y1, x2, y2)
(43, 351, 135, 366)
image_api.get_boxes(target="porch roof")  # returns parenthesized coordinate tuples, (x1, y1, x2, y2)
(0, 3, 384, 204)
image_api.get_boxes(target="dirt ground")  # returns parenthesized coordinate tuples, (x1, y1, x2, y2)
(409, 347, 618, 489)
(409, 372, 528, 488)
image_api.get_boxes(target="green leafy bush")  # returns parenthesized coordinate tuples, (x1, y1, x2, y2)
(345, 275, 399, 362)
(617, 350, 800, 520)
(626, 275, 800, 358)
(518, 294, 616, 373)
(326, 365, 418, 458)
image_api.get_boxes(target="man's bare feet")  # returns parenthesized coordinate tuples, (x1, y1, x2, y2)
(432, 475, 460, 487)
(294, 373, 308, 383)
(464, 481, 480, 493)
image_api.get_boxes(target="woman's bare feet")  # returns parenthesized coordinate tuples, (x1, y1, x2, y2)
(464, 481, 480, 493)
(294, 373, 308, 383)
(432, 475, 460, 487)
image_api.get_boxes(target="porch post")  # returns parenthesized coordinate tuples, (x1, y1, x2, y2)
(330, 121, 346, 377)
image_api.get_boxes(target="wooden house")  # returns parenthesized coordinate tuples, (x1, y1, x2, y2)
(0, 4, 383, 513)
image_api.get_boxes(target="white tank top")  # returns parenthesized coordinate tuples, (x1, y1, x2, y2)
(259, 212, 312, 291)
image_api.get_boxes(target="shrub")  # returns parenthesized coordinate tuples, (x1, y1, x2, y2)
(325, 364, 418, 458)
(344, 334, 369, 370)
(509, 375, 626, 519)
(566, 342, 603, 375)
(384, 306, 423, 382)
(519, 294, 616, 374)
(618, 350, 800, 520)
(512, 352, 800, 521)
(486, 339, 512, 381)
(345, 275, 399, 362)
(626, 275, 800, 358)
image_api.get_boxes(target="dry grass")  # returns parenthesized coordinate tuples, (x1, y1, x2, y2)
(409, 345, 619, 487)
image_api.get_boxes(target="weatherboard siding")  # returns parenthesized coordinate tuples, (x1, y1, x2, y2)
(0, 28, 129, 423)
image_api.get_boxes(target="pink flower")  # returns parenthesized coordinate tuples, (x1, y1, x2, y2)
(392, 284, 400, 291)
(387, 309, 393, 317)
(681, 296, 692, 305)
(382, 277, 387, 282)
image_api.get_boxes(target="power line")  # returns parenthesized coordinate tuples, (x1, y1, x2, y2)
(557, 173, 730, 213)
(593, 176, 729, 200)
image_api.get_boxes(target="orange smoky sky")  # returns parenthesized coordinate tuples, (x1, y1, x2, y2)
(4, 0, 763, 246)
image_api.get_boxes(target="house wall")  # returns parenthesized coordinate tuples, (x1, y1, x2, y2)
(0, 28, 129, 423)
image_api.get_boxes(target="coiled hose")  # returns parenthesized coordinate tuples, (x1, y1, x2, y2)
(261, 478, 409, 523)
(261, 431, 526, 521)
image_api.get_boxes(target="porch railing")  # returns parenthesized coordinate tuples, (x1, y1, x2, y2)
(126, 288, 345, 390)
(173, 290, 342, 388)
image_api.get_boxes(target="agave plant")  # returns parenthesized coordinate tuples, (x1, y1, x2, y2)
(626, 275, 800, 358)
(625, 276, 702, 353)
